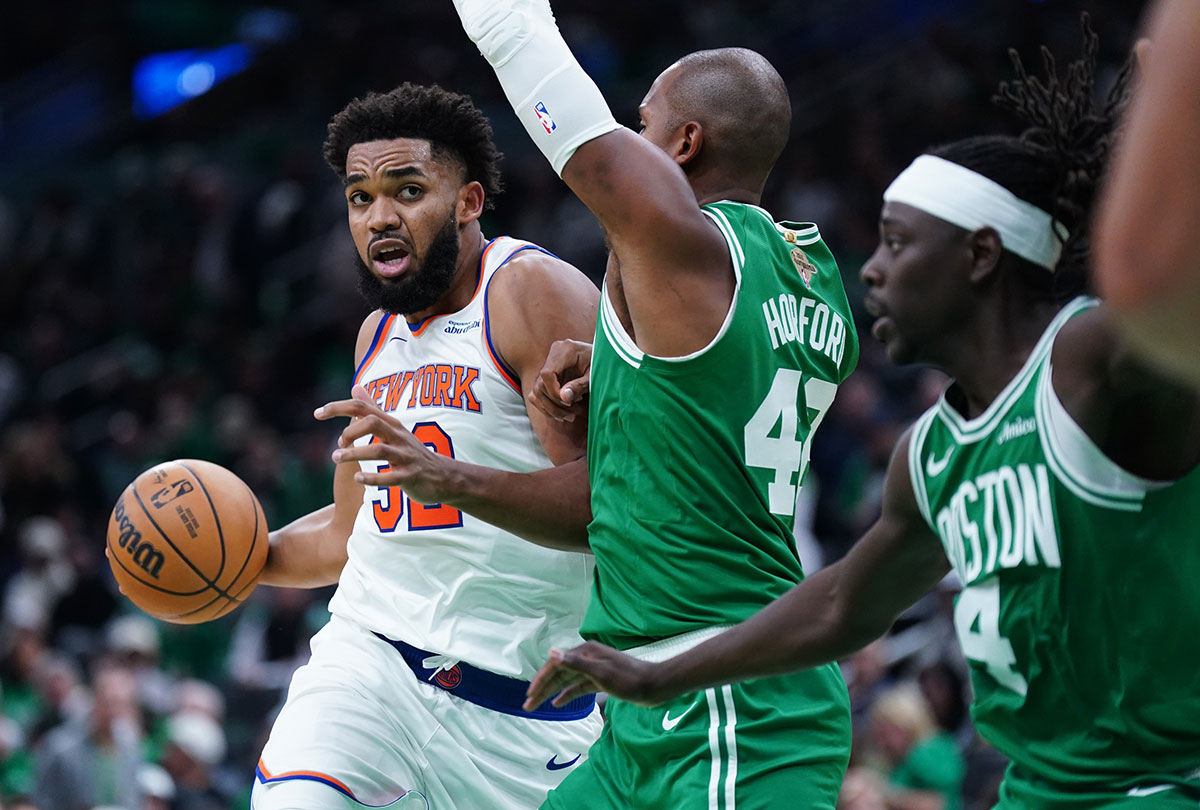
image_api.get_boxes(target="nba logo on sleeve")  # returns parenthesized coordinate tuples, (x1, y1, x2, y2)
(534, 101, 557, 134)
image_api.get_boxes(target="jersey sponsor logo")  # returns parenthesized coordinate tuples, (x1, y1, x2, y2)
(363, 365, 482, 414)
(926, 446, 953, 477)
(934, 462, 1061, 585)
(761, 294, 848, 367)
(996, 416, 1036, 445)
(443, 318, 481, 335)
(534, 101, 557, 134)
(545, 754, 581, 771)
(662, 697, 700, 731)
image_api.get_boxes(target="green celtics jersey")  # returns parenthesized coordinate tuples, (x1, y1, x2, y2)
(908, 296, 1200, 793)
(583, 201, 858, 649)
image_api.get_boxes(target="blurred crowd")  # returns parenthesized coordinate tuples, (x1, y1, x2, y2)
(0, 1, 1146, 808)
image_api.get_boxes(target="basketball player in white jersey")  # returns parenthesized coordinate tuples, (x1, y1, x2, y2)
(250, 83, 602, 809)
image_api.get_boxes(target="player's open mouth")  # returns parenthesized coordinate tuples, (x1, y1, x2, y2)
(370, 240, 412, 278)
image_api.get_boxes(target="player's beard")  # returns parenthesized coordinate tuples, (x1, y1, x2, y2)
(355, 213, 461, 316)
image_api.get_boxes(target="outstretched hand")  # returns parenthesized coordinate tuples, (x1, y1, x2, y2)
(523, 641, 666, 712)
(315, 385, 455, 504)
(529, 339, 593, 422)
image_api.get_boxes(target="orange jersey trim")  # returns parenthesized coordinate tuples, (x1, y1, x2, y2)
(353, 314, 397, 386)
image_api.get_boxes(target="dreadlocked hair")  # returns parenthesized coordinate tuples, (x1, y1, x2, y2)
(323, 82, 503, 210)
(929, 14, 1136, 300)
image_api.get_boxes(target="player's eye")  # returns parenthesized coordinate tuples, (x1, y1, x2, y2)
(398, 185, 422, 200)
(348, 190, 370, 206)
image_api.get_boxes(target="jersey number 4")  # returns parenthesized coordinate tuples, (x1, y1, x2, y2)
(370, 422, 464, 532)
(744, 368, 837, 515)
(955, 578, 1028, 696)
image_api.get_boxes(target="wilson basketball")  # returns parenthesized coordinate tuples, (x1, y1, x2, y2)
(107, 459, 269, 624)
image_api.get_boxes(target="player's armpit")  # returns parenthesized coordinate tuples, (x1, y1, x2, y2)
(562, 130, 736, 357)
(1049, 307, 1200, 480)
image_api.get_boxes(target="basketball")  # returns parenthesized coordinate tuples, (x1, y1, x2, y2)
(106, 459, 269, 624)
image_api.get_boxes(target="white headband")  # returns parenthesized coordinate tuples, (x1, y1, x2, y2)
(883, 154, 1068, 271)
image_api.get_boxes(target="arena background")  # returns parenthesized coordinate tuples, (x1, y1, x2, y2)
(0, 2, 1149, 808)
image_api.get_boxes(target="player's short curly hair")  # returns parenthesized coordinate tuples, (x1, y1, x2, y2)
(323, 82, 503, 209)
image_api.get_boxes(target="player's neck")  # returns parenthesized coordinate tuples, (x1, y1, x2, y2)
(688, 165, 764, 207)
(944, 299, 1060, 418)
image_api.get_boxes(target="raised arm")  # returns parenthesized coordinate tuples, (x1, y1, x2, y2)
(451, 0, 735, 356)
(525, 430, 950, 708)
(1093, 0, 1200, 386)
(258, 312, 381, 588)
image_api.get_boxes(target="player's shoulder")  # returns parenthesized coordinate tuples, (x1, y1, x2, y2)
(486, 243, 599, 312)
(354, 310, 391, 367)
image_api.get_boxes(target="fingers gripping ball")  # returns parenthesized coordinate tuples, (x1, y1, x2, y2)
(107, 459, 268, 624)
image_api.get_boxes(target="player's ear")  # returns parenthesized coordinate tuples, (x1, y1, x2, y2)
(967, 227, 1004, 284)
(673, 121, 704, 167)
(458, 181, 485, 224)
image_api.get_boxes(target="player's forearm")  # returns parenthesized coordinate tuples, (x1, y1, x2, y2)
(453, 0, 619, 176)
(1095, 0, 1200, 310)
(260, 504, 349, 588)
(644, 564, 890, 701)
(441, 457, 591, 552)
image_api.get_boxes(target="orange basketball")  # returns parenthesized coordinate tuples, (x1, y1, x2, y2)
(106, 459, 269, 624)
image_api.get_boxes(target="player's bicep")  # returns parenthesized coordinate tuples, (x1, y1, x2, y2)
(488, 251, 599, 465)
(562, 129, 728, 276)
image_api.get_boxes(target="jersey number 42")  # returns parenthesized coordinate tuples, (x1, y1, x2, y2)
(744, 368, 837, 516)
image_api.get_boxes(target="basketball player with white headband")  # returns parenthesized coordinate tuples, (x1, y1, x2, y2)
(521, 20, 1200, 810)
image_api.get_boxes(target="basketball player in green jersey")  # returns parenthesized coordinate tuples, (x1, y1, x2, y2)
(451, 2, 856, 808)
(524, 23, 1200, 810)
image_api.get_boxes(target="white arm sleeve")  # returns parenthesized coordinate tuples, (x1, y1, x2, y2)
(452, 0, 622, 176)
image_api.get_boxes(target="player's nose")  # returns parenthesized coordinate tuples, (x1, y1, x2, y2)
(859, 246, 886, 287)
(367, 198, 403, 232)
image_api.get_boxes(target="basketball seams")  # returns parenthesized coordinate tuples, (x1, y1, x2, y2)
(107, 490, 214, 597)
(178, 461, 229, 582)
(131, 485, 234, 601)
(219, 480, 266, 598)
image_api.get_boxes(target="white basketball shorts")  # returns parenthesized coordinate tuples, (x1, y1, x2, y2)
(252, 614, 603, 809)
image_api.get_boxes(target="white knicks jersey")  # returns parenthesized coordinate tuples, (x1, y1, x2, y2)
(328, 237, 593, 680)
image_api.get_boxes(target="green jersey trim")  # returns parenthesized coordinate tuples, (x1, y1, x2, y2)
(1035, 360, 1168, 512)
(907, 409, 939, 529)
(936, 297, 1096, 444)
(744, 205, 823, 246)
(594, 204, 753, 369)
(598, 285, 644, 368)
(705, 206, 747, 271)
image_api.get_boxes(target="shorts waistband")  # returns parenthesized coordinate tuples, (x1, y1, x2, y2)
(372, 632, 595, 721)
(622, 625, 733, 663)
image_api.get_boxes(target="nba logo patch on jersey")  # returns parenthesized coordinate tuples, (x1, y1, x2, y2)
(791, 247, 818, 288)
(534, 101, 557, 134)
